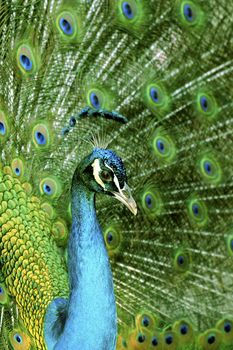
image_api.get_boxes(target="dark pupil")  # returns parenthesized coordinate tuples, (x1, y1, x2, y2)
(192, 204, 199, 216)
(36, 131, 45, 143)
(152, 337, 158, 346)
(145, 194, 153, 209)
(187, 6, 193, 18)
(45, 185, 51, 193)
(157, 140, 165, 152)
(16, 335, 21, 343)
(107, 232, 113, 243)
(0, 122, 5, 131)
(90, 93, 100, 108)
(152, 90, 158, 100)
(180, 325, 188, 334)
(207, 335, 215, 344)
(138, 335, 145, 343)
(123, 2, 133, 18)
(143, 317, 149, 327)
(201, 96, 208, 111)
(62, 19, 71, 32)
(0, 287, 2, 293)
(150, 88, 159, 102)
(15, 167, 20, 174)
(204, 161, 212, 174)
(21, 54, 30, 68)
(178, 256, 184, 265)
(165, 335, 173, 345)
(224, 322, 231, 333)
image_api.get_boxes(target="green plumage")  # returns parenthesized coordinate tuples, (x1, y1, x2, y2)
(0, 0, 232, 349)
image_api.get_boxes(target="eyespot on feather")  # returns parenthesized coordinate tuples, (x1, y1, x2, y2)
(127, 329, 151, 349)
(115, 0, 148, 33)
(52, 219, 69, 246)
(162, 330, 179, 350)
(172, 319, 195, 344)
(216, 318, 233, 344)
(104, 225, 123, 258)
(198, 328, 222, 350)
(197, 152, 222, 185)
(9, 329, 33, 350)
(173, 249, 192, 274)
(41, 202, 56, 219)
(143, 81, 170, 117)
(196, 90, 218, 121)
(0, 283, 10, 305)
(32, 123, 51, 149)
(16, 43, 40, 76)
(39, 176, 62, 200)
(187, 195, 208, 227)
(151, 128, 176, 163)
(141, 186, 163, 219)
(177, 0, 205, 29)
(0, 110, 10, 143)
(11, 158, 25, 178)
(86, 86, 114, 110)
(135, 310, 159, 331)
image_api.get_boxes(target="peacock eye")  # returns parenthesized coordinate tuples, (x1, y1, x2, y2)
(101, 171, 112, 182)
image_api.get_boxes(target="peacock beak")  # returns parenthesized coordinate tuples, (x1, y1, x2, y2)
(112, 183, 137, 216)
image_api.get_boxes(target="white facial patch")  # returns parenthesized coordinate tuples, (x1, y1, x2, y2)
(92, 159, 106, 189)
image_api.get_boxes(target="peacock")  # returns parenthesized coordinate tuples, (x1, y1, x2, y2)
(0, 0, 233, 349)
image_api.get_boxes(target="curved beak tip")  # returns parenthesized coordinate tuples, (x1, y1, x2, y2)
(112, 184, 137, 216)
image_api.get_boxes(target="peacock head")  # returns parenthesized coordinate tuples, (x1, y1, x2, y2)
(74, 147, 137, 215)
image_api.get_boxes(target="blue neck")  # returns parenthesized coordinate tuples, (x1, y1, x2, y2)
(54, 179, 117, 350)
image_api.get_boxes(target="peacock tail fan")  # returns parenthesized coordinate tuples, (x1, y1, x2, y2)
(0, 0, 232, 349)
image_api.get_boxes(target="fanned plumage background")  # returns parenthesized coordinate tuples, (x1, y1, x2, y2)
(0, 0, 233, 349)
